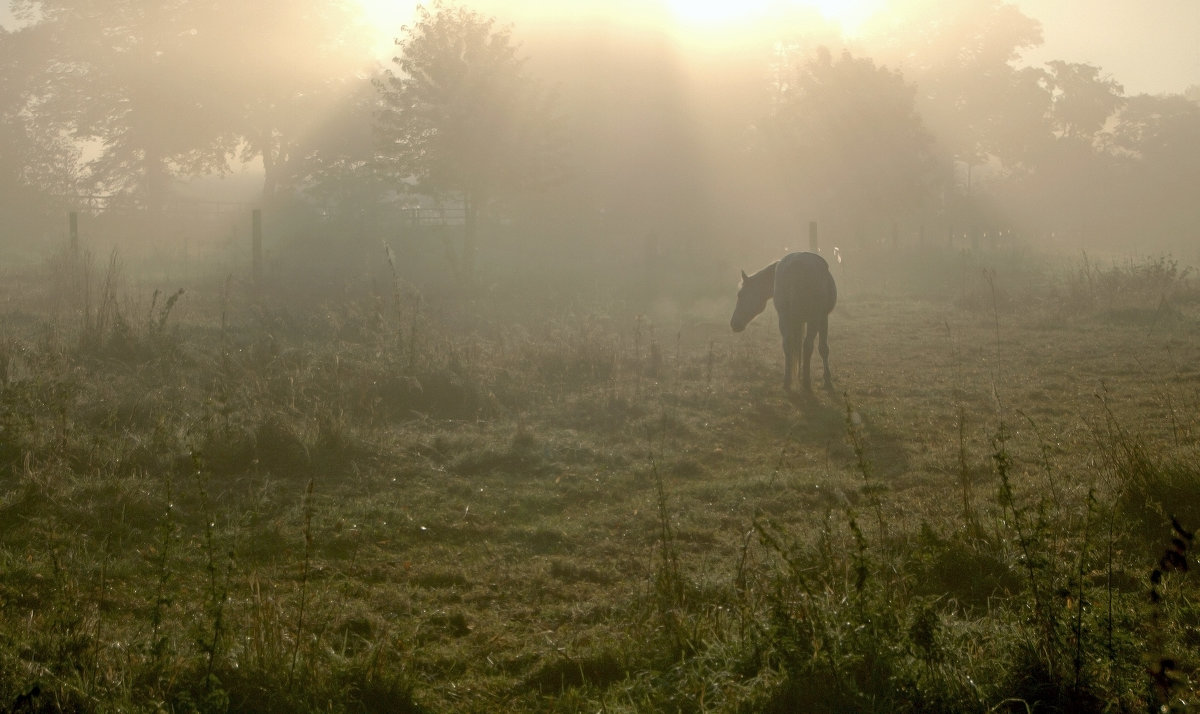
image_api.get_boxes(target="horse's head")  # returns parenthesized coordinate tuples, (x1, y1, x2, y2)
(731, 269, 772, 332)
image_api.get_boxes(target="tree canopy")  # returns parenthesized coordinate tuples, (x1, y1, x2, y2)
(6, 0, 371, 209)
(0, 0, 1197, 260)
(762, 47, 937, 236)
(375, 1, 563, 276)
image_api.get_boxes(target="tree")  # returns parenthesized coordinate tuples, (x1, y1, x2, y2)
(12, 0, 372, 210)
(1107, 93, 1200, 246)
(1043, 61, 1124, 142)
(0, 23, 80, 236)
(211, 0, 372, 207)
(873, 0, 1051, 172)
(15, 0, 232, 208)
(375, 1, 562, 278)
(761, 47, 938, 238)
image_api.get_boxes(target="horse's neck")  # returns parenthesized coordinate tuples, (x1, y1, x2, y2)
(758, 261, 778, 291)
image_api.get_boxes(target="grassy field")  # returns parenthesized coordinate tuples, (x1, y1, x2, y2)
(0, 245, 1198, 712)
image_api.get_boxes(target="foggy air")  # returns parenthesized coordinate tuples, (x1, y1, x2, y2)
(0, 0, 1198, 711)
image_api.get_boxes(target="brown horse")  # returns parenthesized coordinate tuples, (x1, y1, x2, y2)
(731, 251, 837, 392)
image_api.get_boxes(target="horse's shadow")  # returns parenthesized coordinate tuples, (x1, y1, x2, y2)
(784, 388, 846, 440)
(781, 387, 910, 481)
(786, 385, 837, 409)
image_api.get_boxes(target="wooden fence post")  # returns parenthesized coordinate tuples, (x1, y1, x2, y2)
(69, 211, 78, 253)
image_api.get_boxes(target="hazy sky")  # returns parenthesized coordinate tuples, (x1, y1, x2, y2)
(1014, 0, 1200, 94)
(1, 1, 1197, 94)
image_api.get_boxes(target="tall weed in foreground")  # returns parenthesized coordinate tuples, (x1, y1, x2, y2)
(648, 434, 696, 659)
(1147, 517, 1196, 712)
(190, 449, 234, 710)
(843, 393, 886, 544)
(146, 465, 179, 689)
(747, 509, 997, 713)
(79, 248, 121, 354)
(290, 479, 316, 683)
(985, 414, 1138, 710)
(64, 246, 187, 361)
(732, 402, 988, 712)
(730, 436, 1157, 712)
(1094, 386, 1200, 537)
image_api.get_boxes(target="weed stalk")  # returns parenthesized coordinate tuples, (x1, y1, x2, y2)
(191, 449, 231, 687)
(1072, 488, 1096, 691)
(844, 393, 885, 544)
(754, 516, 845, 698)
(993, 425, 1058, 657)
(291, 479, 316, 682)
(1147, 517, 1194, 710)
(149, 468, 176, 666)
(957, 404, 980, 537)
(650, 451, 688, 654)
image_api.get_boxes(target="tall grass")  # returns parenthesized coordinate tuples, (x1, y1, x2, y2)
(0, 248, 1197, 712)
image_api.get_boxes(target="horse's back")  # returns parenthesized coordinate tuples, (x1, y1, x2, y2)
(774, 252, 836, 321)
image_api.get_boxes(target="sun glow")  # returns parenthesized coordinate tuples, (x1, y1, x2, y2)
(662, 0, 769, 25)
(661, 0, 887, 36)
(807, 0, 887, 36)
(355, 0, 414, 58)
(354, 0, 890, 49)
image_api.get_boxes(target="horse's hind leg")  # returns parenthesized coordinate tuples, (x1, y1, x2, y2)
(801, 321, 817, 392)
(817, 317, 832, 390)
(781, 329, 797, 391)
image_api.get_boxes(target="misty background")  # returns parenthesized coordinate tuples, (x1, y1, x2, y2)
(1, 0, 1198, 293)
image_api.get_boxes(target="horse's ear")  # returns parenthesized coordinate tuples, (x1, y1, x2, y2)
(740, 270, 748, 281)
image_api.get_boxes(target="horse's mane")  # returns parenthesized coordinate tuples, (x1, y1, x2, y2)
(745, 260, 778, 287)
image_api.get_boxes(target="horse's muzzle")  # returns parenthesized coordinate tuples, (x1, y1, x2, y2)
(730, 320, 745, 333)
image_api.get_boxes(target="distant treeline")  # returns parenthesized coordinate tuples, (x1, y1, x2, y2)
(1, 0, 1197, 273)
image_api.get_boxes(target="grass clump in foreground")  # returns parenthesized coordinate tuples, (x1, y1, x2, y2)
(0, 249, 1197, 712)
(617, 419, 1200, 713)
